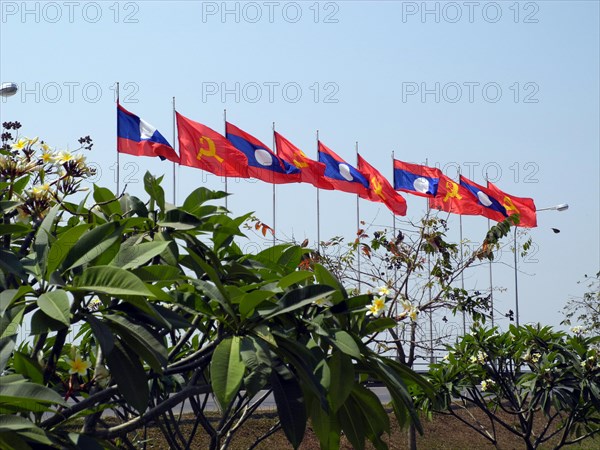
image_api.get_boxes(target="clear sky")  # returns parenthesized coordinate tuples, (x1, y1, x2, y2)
(1, 1, 599, 334)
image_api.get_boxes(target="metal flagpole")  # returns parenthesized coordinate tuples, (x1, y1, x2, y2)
(356, 141, 361, 292)
(458, 167, 466, 334)
(223, 109, 228, 210)
(316, 130, 321, 253)
(172, 97, 176, 204)
(426, 158, 434, 364)
(116, 82, 120, 196)
(392, 150, 400, 361)
(485, 173, 495, 326)
(272, 122, 276, 246)
(514, 226, 519, 326)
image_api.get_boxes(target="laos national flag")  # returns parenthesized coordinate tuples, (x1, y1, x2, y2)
(429, 174, 483, 216)
(117, 104, 179, 163)
(459, 175, 508, 222)
(318, 141, 369, 196)
(393, 160, 441, 197)
(226, 122, 301, 184)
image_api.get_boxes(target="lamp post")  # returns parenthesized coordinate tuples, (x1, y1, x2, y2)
(0, 82, 18, 97)
(514, 203, 568, 326)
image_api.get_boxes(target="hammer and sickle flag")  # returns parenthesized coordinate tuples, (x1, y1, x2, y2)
(274, 132, 333, 190)
(176, 112, 249, 178)
(429, 174, 483, 216)
(357, 154, 407, 216)
(487, 182, 537, 228)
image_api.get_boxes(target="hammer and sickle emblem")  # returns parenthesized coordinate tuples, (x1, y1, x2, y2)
(197, 136, 223, 163)
(443, 180, 462, 202)
(292, 150, 309, 168)
(371, 176, 385, 200)
(503, 196, 520, 215)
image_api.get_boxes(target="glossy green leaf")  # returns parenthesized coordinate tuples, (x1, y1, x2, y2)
(60, 222, 122, 271)
(105, 340, 148, 414)
(93, 185, 122, 218)
(33, 204, 60, 277)
(270, 368, 307, 449)
(328, 351, 355, 413)
(331, 331, 361, 359)
(111, 240, 171, 270)
(73, 266, 155, 297)
(37, 290, 70, 326)
(211, 336, 244, 410)
(45, 224, 90, 276)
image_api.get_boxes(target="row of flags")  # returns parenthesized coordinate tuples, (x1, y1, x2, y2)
(116, 104, 537, 227)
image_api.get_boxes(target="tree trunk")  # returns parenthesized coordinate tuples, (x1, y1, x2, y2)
(407, 423, 417, 450)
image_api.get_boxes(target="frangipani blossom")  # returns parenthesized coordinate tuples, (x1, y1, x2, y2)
(12, 138, 28, 151)
(366, 296, 386, 318)
(66, 356, 91, 376)
(377, 286, 391, 297)
(481, 379, 496, 391)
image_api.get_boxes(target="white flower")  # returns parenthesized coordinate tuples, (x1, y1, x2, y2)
(531, 352, 541, 363)
(571, 325, 583, 335)
(408, 307, 418, 321)
(377, 286, 391, 297)
(366, 296, 386, 318)
(481, 379, 495, 391)
(477, 350, 487, 363)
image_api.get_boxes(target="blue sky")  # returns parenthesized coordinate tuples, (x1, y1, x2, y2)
(1, 1, 598, 333)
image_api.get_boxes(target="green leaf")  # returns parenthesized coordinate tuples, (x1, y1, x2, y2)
(239, 290, 276, 319)
(339, 395, 366, 450)
(365, 317, 397, 334)
(37, 290, 70, 326)
(270, 368, 307, 449)
(72, 266, 155, 297)
(0, 415, 42, 432)
(105, 340, 148, 414)
(350, 384, 390, 442)
(0, 380, 65, 407)
(314, 263, 347, 301)
(0, 336, 16, 373)
(12, 352, 43, 384)
(133, 265, 181, 282)
(33, 204, 60, 277)
(46, 224, 90, 276)
(0, 224, 30, 235)
(111, 240, 171, 270)
(84, 315, 114, 356)
(328, 351, 355, 412)
(93, 185, 122, 218)
(104, 315, 166, 373)
(144, 172, 165, 212)
(157, 209, 202, 230)
(309, 399, 340, 450)
(262, 285, 335, 319)
(60, 222, 122, 271)
(182, 187, 227, 216)
(0, 304, 25, 340)
(0, 251, 26, 280)
(277, 271, 315, 290)
(211, 336, 245, 410)
(330, 331, 361, 359)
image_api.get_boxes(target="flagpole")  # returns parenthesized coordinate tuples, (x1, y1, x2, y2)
(272, 121, 276, 246)
(392, 150, 399, 362)
(458, 167, 466, 335)
(223, 109, 228, 210)
(116, 82, 120, 196)
(356, 141, 361, 292)
(485, 174, 495, 327)
(172, 96, 176, 204)
(513, 225, 519, 326)
(426, 158, 434, 364)
(316, 130, 321, 253)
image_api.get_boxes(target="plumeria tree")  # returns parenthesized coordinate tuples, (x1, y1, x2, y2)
(415, 324, 600, 449)
(313, 214, 517, 369)
(0, 122, 433, 450)
(562, 272, 600, 344)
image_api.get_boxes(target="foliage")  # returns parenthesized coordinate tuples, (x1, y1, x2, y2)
(415, 324, 600, 450)
(312, 213, 517, 368)
(0, 123, 432, 450)
(562, 272, 600, 342)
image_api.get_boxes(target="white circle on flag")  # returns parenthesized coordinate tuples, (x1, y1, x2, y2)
(413, 177, 429, 193)
(254, 149, 273, 166)
(477, 191, 493, 206)
(339, 163, 353, 181)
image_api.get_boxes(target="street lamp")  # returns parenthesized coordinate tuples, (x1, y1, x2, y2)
(0, 82, 18, 97)
(513, 203, 569, 326)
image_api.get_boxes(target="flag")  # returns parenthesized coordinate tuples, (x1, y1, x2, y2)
(117, 104, 179, 163)
(429, 174, 483, 216)
(487, 182, 537, 227)
(318, 141, 369, 195)
(177, 113, 249, 178)
(274, 132, 333, 190)
(357, 154, 407, 216)
(226, 122, 301, 184)
(393, 160, 442, 197)
(459, 175, 508, 222)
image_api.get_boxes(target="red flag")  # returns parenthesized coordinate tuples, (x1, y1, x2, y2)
(274, 132, 333, 190)
(318, 141, 369, 196)
(177, 112, 249, 178)
(357, 154, 407, 216)
(459, 175, 509, 223)
(487, 182, 537, 228)
(429, 174, 483, 216)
